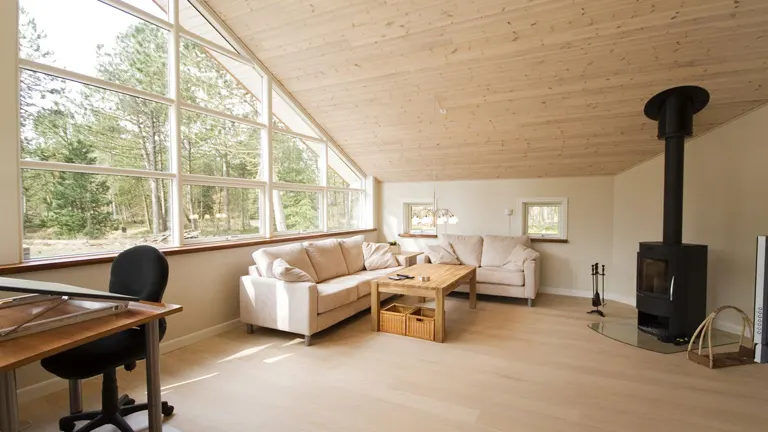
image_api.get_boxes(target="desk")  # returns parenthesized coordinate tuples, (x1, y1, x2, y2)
(0, 301, 182, 432)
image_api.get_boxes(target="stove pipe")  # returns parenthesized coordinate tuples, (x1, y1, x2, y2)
(643, 86, 710, 245)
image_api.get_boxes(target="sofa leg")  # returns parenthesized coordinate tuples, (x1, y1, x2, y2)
(246, 324, 255, 334)
(304, 335, 312, 347)
(528, 299, 534, 307)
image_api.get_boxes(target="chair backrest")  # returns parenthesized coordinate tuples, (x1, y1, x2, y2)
(109, 245, 169, 302)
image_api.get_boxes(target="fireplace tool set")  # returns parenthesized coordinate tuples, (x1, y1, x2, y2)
(588, 263, 606, 317)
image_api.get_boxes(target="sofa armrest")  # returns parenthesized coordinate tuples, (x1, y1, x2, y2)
(239, 275, 318, 336)
(523, 259, 541, 299)
(417, 254, 432, 264)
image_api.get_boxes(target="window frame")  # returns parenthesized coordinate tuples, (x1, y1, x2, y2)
(13, 0, 368, 261)
(402, 202, 437, 236)
(519, 197, 569, 240)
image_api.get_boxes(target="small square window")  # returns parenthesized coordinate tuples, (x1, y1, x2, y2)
(521, 198, 568, 240)
(404, 203, 436, 235)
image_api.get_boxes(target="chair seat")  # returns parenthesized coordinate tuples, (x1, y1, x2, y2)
(41, 325, 165, 380)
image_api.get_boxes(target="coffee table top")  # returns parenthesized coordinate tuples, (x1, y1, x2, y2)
(375, 263, 475, 290)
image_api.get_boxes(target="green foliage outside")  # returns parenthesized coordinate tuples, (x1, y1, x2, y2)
(19, 7, 359, 257)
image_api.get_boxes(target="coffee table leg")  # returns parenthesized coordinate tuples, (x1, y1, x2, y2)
(469, 271, 477, 309)
(371, 280, 380, 332)
(435, 291, 445, 343)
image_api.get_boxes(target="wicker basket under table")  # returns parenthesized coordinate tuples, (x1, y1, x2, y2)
(379, 304, 416, 335)
(407, 307, 436, 341)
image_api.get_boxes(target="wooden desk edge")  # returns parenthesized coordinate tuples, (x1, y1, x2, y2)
(0, 301, 183, 372)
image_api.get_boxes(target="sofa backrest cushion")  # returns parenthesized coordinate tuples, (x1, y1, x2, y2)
(253, 243, 318, 282)
(338, 235, 366, 274)
(362, 242, 399, 270)
(303, 239, 349, 282)
(440, 234, 483, 266)
(426, 244, 460, 265)
(272, 258, 315, 282)
(481, 235, 532, 267)
(502, 244, 540, 271)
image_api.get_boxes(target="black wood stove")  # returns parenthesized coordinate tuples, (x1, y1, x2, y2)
(636, 86, 710, 343)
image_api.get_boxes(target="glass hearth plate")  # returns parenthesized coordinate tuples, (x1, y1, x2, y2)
(588, 319, 741, 354)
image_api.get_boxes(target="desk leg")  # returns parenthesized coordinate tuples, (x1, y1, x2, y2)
(145, 319, 162, 432)
(0, 370, 19, 432)
(435, 291, 445, 343)
(469, 271, 477, 310)
(371, 281, 380, 332)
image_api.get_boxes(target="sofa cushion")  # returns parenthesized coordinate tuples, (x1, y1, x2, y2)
(304, 239, 349, 282)
(317, 275, 364, 313)
(426, 244, 460, 265)
(362, 242, 399, 270)
(441, 234, 483, 266)
(480, 235, 532, 268)
(354, 266, 404, 297)
(502, 244, 540, 271)
(476, 267, 525, 286)
(272, 258, 315, 283)
(338, 235, 365, 274)
(253, 243, 318, 282)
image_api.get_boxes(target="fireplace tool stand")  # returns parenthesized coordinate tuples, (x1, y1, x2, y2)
(588, 263, 606, 317)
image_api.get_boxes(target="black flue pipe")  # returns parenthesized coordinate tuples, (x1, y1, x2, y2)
(644, 86, 710, 245)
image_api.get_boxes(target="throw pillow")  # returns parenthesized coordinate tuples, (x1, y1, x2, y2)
(426, 244, 460, 265)
(362, 242, 399, 270)
(303, 239, 349, 282)
(253, 243, 319, 282)
(272, 258, 315, 283)
(502, 244, 540, 271)
(338, 235, 365, 274)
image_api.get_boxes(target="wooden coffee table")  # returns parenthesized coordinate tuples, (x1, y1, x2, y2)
(370, 264, 477, 343)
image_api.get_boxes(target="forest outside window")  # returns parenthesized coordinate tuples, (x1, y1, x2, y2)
(15, 0, 366, 261)
(272, 190, 321, 234)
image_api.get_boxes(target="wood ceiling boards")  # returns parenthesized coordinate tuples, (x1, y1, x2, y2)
(204, 0, 768, 181)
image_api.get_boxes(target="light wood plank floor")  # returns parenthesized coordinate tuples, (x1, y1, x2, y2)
(19, 294, 768, 431)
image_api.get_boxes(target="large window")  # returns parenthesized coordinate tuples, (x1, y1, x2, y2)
(16, 0, 365, 260)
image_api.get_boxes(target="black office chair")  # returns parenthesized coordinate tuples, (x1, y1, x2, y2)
(41, 245, 174, 432)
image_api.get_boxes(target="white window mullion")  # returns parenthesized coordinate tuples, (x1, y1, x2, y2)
(180, 101, 267, 130)
(181, 174, 266, 189)
(271, 183, 325, 193)
(321, 142, 328, 232)
(179, 28, 251, 66)
(19, 160, 175, 179)
(98, 0, 172, 31)
(262, 76, 273, 238)
(169, 0, 184, 247)
(272, 127, 325, 144)
(19, 59, 174, 106)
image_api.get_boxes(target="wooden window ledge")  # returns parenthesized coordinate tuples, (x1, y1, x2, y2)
(530, 238, 568, 243)
(399, 233, 438, 239)
(0, 228, 377, 275)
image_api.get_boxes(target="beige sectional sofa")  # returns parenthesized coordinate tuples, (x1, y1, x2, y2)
(239, 235, 406, 345)
(421, 234, 541, 306)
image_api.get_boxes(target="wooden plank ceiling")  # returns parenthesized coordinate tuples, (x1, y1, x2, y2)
(205, 0, 768, 182)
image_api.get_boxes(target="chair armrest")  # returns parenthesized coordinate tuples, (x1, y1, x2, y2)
(523, 259, 540, 299)
(239, 275, 318, 336)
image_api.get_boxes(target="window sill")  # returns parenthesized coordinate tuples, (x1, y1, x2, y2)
(399, 233, 438, 239)
(530, 238, 568, 243)
(0, 228, 376, 276)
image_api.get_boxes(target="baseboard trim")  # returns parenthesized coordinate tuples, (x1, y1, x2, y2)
(540, 287, 636, 307)
(17, 319, 243, 403)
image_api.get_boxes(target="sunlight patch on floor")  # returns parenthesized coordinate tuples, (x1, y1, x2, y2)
(217, 343, 273, 363)
(263, 353, 293, 364)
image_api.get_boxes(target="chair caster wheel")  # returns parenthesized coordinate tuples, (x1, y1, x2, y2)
(59, 420, 76, 432)
(162, 404, 175, 416)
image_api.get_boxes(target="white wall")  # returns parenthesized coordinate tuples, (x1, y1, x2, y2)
(380, 177, 616, 297)
(613, 104, 768, 328)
